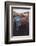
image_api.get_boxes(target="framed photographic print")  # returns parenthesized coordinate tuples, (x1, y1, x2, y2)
(5, 1, 35, 44)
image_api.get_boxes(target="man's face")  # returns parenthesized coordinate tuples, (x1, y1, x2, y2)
(21, 13, 29, 25)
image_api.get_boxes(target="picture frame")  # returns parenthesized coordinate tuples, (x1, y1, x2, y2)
(5, 1, 35, 44)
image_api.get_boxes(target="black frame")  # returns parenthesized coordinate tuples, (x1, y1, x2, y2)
(5, 1, 35, 44)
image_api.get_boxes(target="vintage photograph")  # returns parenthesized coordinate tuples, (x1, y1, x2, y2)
(12, 8, 29, 36)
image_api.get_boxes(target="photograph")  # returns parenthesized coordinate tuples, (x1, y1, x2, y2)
(12, 8, 29, 36)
